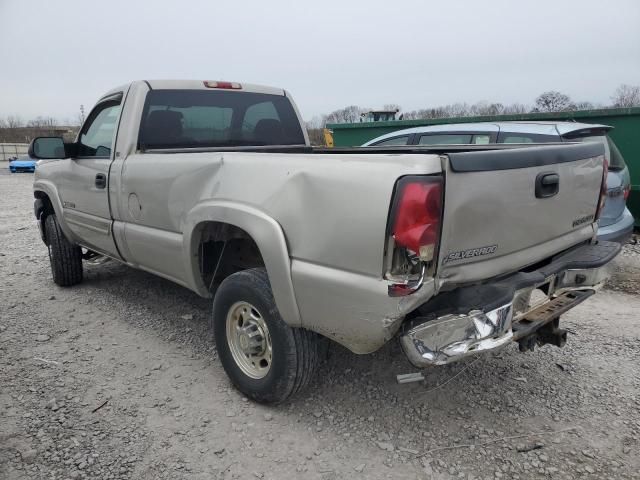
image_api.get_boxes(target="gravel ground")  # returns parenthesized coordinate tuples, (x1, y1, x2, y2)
(1, 169, 639, 480)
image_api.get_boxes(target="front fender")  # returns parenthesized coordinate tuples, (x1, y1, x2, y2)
(33, 179, 77, 243)
(182, 201, 302, 327)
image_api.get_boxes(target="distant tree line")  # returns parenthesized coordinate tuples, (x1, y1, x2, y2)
(3, 85, 639, 145)
(0, 115, 76, 129)
(0, 108, 85, 143)
(0, 114, 79, 143)
(0, 104, 86, 138)
(308, 83, 640, 129)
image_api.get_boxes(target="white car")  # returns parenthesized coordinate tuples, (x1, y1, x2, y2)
(364, 121, 634, 243)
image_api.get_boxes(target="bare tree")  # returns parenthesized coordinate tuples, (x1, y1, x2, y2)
(611, 84, 640, 108)
(6, 115, 23, 128)
(419, 107, 450, 119)
(319, 89, 614, 124)
(305, 126, 325, 145)
(325, 105, 369, 124)
(503, 103, 529, 114)
(573, 101, 595, 110)
(0, 118, 6, 128)
(79, 104, 86, 125)
(533, 91, 575, 112)
(469, 102, 505, 116)
(305, 115, 327, 130)
(27, 116, 58, 128)
(400, 110, 419, 120)
(446, 103, 471, 117)
(382, 104, 401, 112)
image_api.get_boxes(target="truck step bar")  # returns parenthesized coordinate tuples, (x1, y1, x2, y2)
(511, 289, 595, 341)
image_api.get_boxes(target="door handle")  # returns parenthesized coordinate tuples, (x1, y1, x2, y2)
(535, 172, 559, 198)
(95, 173, 107, 189)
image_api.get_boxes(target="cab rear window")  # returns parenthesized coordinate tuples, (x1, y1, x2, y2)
(138, 89, 305, 149)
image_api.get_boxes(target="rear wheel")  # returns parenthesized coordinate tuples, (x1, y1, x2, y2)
(44, 214, 83, 286)
(212, 268, 322, 403)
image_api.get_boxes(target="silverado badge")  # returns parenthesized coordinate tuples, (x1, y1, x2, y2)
(443, 245, 498, 264)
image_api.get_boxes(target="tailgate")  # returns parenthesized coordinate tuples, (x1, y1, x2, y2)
(437, 143, 605, 286)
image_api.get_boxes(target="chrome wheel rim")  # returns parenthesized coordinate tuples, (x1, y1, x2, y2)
(226, 301, 272, 379)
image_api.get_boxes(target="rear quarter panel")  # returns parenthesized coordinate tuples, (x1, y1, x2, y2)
(115, 150, 442, 352)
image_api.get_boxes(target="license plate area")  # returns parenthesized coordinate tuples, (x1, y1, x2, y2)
(512, 289, 595, 340)
(512, 276, 556, 320)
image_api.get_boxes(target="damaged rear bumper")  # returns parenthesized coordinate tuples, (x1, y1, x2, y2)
(400, 241, 620, 367)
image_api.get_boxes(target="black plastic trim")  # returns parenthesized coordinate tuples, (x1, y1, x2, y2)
(97, 92, 124, 104)
(535, 171, 560, 198)
(447, 142, 604, 172)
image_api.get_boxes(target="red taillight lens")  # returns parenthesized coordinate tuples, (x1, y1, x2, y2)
(595, 158, 608, 221)
(623, 185, 631, 201)
(391, 177, 443, 261)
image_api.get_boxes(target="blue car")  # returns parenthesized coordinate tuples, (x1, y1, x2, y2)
(9, 156, 37, 173)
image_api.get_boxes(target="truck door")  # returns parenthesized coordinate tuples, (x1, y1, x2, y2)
(58, 92, 124, 259)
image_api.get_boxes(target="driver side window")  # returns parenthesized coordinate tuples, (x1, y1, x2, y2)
(78, 100, 121, 157)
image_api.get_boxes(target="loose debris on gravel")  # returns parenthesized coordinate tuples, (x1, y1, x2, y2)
(1, 171, 639, 479)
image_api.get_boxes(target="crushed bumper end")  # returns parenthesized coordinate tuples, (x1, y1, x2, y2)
(400, 303, 514, 366)
(400, 241, 620, 368)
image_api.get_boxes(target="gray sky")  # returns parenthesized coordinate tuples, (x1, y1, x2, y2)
(1, 0, 639, 123)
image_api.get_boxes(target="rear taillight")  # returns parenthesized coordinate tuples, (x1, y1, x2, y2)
(386, 176, 443, 297)
(594, 158, 608, 221)
(392, 178, 443, 261)
(623, 185, 631, 201)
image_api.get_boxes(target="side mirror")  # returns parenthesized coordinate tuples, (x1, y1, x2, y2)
(29, 137, 68, 159)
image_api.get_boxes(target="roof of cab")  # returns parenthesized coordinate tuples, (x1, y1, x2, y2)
(145, 80, 284, 95)
(363, 120, 612, 145)
(98, 80, 285, 101)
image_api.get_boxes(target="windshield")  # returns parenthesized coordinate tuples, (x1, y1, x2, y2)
(139, 89, 305, 149)
(564, 133, 627, 171)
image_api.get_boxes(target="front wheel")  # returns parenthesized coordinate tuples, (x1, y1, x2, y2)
(212, 268, 322, 403)
(44, 214, 83, 286)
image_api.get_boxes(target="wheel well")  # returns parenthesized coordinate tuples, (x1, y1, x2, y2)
(196, 222, 265, 291)
(34, 191, 55, 244)
(34, 191, 55, 217)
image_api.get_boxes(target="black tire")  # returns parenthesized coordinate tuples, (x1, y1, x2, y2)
(213, 268, 321, 403)
(44, 214, 83, 286)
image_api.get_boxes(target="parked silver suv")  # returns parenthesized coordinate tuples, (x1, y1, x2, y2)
(364, 121, 634, 243)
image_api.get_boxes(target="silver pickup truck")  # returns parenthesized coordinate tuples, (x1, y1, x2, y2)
(30, 80, 620, 403)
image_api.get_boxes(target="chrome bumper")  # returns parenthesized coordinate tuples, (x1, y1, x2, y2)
(400, 254, 615, 368)
(401, 303, 515, 366)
